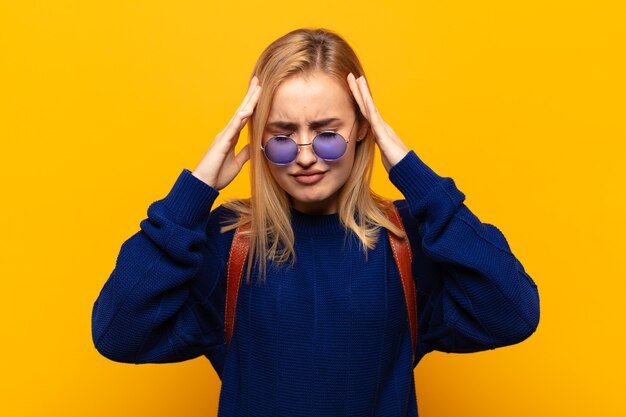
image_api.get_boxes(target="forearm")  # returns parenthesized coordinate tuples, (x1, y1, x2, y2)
(91, 169, 226, 363)
(390, 151, 540, 353)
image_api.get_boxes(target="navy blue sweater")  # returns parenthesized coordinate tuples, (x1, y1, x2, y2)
(92, 151, 540, 416)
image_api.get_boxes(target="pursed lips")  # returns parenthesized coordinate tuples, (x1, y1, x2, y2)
(291, 169, 327, 177)
(290, 169, 327, 184)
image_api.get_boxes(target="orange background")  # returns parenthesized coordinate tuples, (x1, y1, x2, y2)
(1, 0, 624, 416)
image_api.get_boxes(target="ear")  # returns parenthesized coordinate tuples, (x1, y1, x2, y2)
(357, 121, 370, 142)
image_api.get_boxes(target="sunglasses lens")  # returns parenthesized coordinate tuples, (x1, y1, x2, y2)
(264, 136, 298, 164)
(263, 132, 348, 164)
(312, 132, 347, 160)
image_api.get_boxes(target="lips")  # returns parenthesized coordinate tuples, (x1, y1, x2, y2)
(291, 170, 327, 185)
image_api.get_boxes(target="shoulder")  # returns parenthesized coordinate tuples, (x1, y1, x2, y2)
(392, 199, 445, 297)
(384, 199, 421, 260)
(207, 203, 239, 225)
(392, 199, 427, 267)
(202, 204, 241, 262)
(392, 199, 419, 233)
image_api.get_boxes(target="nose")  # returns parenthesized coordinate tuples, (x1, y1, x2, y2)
(295, 142, 318, 168)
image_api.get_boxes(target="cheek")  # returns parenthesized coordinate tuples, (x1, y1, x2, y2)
(339, 146, 358, 175)
(267, 164, 290, 189)
(343, 147, 361, 181)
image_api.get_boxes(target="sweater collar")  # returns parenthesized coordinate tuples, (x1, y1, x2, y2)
(289, 206, 347, 235)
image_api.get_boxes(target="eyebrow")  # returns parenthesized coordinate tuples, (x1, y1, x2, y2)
(266, 118, 341, 131)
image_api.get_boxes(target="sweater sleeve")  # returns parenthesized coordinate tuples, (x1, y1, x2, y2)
(91, 168, 233, 365)
(388, 151, 540, 364)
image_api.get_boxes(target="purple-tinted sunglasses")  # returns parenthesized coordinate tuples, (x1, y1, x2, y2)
(261, 119, 357, 165)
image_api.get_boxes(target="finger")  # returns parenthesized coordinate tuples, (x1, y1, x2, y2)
(234, 77, 259, 120)
(355, 76, 379, 128)
(357, 76, 383, 125)
(356, 76, 374, 118)
(347, 73, 367, 118)
(237, 76, 259, 114)
(249, 75, 258, 88)
(234, 143, 250, 167)
(222, 84, 261, 139)
(243, 83, 262, 115)
(233, 84, 261, 130)
(355, 77, 392, 146)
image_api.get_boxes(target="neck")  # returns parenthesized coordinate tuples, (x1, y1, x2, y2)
(289, 196, 339, 215)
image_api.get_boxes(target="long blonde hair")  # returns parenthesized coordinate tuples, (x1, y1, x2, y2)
(222, 28, 404, 283)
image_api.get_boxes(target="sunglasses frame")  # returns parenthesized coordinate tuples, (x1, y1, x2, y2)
(261, 118, 357, 165)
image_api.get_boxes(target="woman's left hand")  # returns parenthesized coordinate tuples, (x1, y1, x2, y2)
(347, 72, 410, 172)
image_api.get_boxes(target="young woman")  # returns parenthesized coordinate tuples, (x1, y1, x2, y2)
(92, 28, 540, 416)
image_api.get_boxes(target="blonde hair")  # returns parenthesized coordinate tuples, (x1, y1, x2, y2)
(222, 28, 404, 283)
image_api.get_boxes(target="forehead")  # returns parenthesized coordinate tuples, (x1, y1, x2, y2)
(267, 72, 353, 124)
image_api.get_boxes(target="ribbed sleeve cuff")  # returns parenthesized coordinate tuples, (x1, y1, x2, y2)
(161, 168, 219, 226)
(388, 150, 444, 206)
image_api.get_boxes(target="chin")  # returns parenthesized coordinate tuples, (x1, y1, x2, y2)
(288, 187, 343, 213)
(291, 192, 332, 205)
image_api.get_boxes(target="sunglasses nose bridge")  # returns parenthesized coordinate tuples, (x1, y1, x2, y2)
(294, 140, 318, 165)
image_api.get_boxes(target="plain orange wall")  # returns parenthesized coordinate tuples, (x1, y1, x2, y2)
(1, 0, 624, 416)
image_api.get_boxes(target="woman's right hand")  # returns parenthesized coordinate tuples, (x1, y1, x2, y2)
(192, 76, 262, 190)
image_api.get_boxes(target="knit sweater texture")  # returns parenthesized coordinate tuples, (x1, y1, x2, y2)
(92, 151, 540, 416)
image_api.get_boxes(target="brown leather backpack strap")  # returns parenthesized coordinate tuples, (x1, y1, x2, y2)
(225, 222, 250, 346)
(385, 203, 418, 362)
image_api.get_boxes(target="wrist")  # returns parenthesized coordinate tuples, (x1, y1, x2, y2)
(191, 169, 216, 189)
(162, 169, 220, 226)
